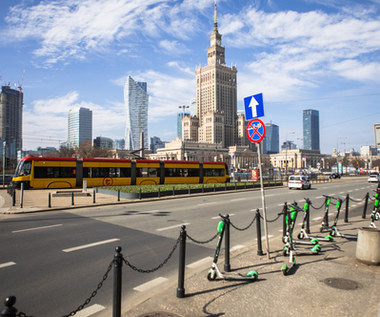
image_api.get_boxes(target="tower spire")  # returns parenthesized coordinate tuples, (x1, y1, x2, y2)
(214, 0, 218, 31)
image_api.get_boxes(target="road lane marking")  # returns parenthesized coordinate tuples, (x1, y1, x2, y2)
(197, 202, 218, 206)
(231, 245, 244, 252)
(133, 277, 168, 292)
(313, 217, 322, 221)
(62, 238, 120, 253)
(156, 223, 190, 232)
(261, 235, 274, 240)
(75, 304, 105, 317)
(12, 224, 63, 233)
(231, 198, 245, 202)
(211, 213, 235, 219)
(0, 262, 16, 269)
(187, 257, 213, 269)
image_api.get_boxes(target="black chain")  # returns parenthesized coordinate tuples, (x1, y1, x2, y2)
(18, 312, 33, 317)
(123, 235, 180, 273)
(62, 260, 113, 317)
(265, 213, 282, 223)
(186, 232, 218, 244)
(349, 195, 366, 202)
(230, 214, 257, 230)
(310, 201, 325, 210)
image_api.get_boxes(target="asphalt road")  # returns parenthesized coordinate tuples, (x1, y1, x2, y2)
(0, 178, 376, 316)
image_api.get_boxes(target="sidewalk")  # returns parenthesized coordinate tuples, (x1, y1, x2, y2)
(124, 216, 380, 317)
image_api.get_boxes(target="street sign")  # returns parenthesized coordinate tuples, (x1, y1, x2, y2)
(246, 119, 266, 143)
(244, 93, 264, 121)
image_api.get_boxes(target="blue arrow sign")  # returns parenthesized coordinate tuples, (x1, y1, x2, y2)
(244, 93, 264, 121)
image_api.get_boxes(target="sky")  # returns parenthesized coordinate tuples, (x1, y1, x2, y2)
(0, 0, 379, 155)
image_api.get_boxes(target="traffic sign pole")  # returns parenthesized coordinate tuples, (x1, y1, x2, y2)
(256, 143, 270, 259)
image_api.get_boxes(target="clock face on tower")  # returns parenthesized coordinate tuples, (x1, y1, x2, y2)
(216, 39, 221, 45)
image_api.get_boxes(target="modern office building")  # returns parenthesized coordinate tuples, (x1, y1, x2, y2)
(196, 2, 237, 147)
(0, 85, 23, 162)
(67, 107, 92, 148)
(124, 76, 149, 151)
(190, 98, 196, 117)
(374, 123, 380, 149)
(303, 109, 320, 150)
(150, 136, 166, 153)
(93, 136, 114, 149)
(262, 123, 279, 154)
(177, 113, 185, 139)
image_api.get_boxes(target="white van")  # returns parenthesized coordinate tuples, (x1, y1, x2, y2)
(288, 175, 311, 190)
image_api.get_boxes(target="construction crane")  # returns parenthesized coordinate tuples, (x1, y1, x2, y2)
(18, 67, 26, 93)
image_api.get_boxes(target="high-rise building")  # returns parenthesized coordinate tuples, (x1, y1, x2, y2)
(196, 2, 237, 147)
(124, 76, 148, 150)
(67, 107, 92, 148)
(303, 109, 320, 150)
(263, 123, 279, 154)
(190, 98, 196, 117)
(0, 86, 23, 162)
(374, 123, 380, 149)
(177, 113, 185, 139)
(150, 136, 166, 153)
(93, 136, 114, 149)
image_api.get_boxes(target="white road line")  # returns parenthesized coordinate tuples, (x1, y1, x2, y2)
(146, 210, 160, 213)
(133, 277, 168, 292)
(313, 217, 322, 221)
(12, 224, 63, 233)
(348, 190, 353, 192)
(0, 262, 16, 269)
(211, 213, 235, 219)
(316, 196, 323, 199)
(197, 202, 218, 206)
(261, 235, 274, 240)
(231, 198, 245, 202)
(62, 238, 120, 253)
(75, 304, 105, 317)
(339, 192, 345, 194)
(231, 245, 244, 252)
(186, 257, 213, 269)
(156, 223, 190, 232)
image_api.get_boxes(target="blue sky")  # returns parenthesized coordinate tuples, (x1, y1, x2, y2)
(1, 0, 379, 154)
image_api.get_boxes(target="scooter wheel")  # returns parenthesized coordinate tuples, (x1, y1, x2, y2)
(207, 272, 216, 281)
(297, 233, 303, 239)
(319, 227, 323, 233)
(282, 248, 288, 256)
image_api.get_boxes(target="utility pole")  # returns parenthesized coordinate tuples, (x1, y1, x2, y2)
(2, 141, 5, 188)
(178, 105, 189, 160)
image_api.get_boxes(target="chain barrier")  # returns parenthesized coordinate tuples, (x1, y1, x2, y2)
(62, 260, 113, 317)
(349, 195, 366, 203)
(186, 232, 218, 244)
(123, 235, 180, 273)
(310, 201, 325, 210)
(261, 212, 282, 223)
(229, 213, 257, 231)
(18, 312, 33, 317)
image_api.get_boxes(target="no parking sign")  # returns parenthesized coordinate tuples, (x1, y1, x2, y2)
(246, 119, 266, 143)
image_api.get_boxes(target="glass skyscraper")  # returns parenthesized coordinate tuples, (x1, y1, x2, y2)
(67, 107, 92, 148)
(262, 123, 279, 154)
(124, 76, 148, 151)
(303, 109, 320, 150)
(0, 86, 23, 161)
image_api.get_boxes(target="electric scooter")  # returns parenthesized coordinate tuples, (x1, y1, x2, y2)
(296, 198, 333, 243)
(326, 198, 356, 240)
(281, 203, 321, 276)
(320, 195, 333, 232)
(369, 190, 380, 228)
(207, 213, 258, 281)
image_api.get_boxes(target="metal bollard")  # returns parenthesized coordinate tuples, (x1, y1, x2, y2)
(202, 184, 204, 193)
(282, 202, 288, 238)
(1, 296, 18, 317)
(177, 225, 187, 298)
(306, 203, 310, 234)
(113, 247, 123, 317)
(225, 183, 227, 191)
(158, 187, 160, 198)
(188, 185, 191, 195)
(20, 183, 24, 208)
(214, 184, 216, 192)
(256, 209, 263, 256)
(12, 190, 15, 207)
(362, 192, 369, 219)
(224, 214, 231, 272)
(139, 188, 142, 200)
(71, 191, 74, 206)
(48, 193, 51, 208)
(344, 194, 349, 223)
(117, 190, 120, 202)
(93, 188, 96, 203)
(173, 186, 175, 196)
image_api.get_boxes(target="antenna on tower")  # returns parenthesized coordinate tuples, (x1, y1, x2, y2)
(18, 66, 26, 93)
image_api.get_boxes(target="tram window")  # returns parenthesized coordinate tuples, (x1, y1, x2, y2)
(137, 168, 160, 177)
(83, 167, 90, 178)
(120, 168, 131, 177)
(188, 169, 200, 177)
(92, 167, 109, 178)
(19, 161, 32, 176)
(204, 168, 225, 177)
(34, 166, 76, 178)
(109, 168, 118, 177)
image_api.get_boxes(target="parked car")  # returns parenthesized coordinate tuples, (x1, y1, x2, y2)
(329, 173, 341, 179)
(288, 175, 311, 190)
(368, 172, 379, 183)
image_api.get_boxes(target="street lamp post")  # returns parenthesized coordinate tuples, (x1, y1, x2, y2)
(285, 132, 295, 177)
(2, 141, 6, 188)
(178, 105, 189, 160)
